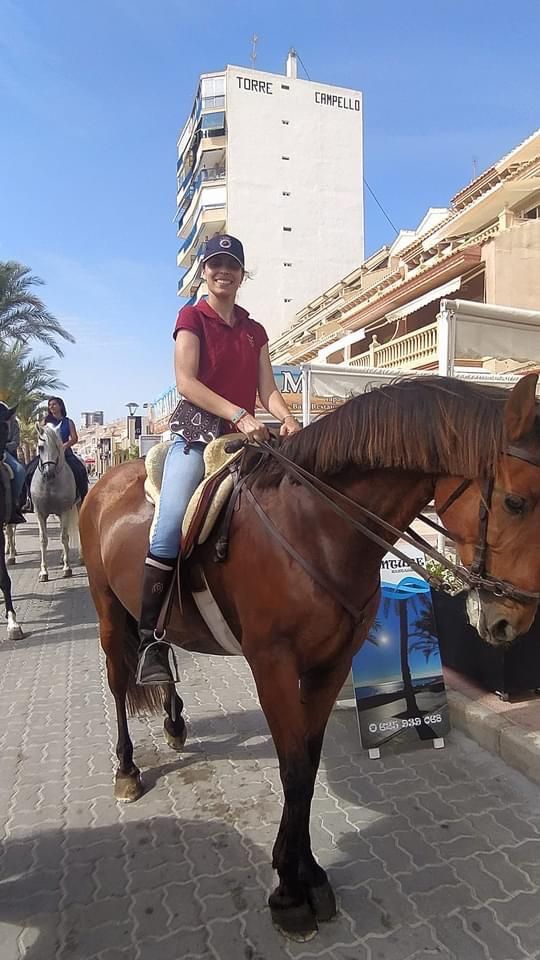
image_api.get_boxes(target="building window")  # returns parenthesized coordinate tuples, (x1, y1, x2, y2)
(282, 120, 290, 125)
(202, 95, 225, 110)
(281, 155, 290, 161)
(201, 111, 226, 137)
(282, 191, 291, 197)
(284, 298, 292, 303)
(524, 204, 540, 219)
(284, 262, 292, 267)
(283, 226, 292, 232)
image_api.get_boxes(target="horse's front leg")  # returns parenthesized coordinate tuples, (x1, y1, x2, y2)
(250, 653, 319, 942)
(5, 525, 16, 565)
(59, 511, 72, 578)
(36, 512, 49, 582)
(0, 535, 23, 640)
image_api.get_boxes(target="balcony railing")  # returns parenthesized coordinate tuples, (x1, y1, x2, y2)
(349, 322, 438, 370)
(177, 167, 226, 233)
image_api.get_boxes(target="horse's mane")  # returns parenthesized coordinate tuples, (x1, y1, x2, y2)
(258, 376, 526, 486)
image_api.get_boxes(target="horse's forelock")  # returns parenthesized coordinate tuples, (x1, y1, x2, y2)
(41, 423, 64, 454)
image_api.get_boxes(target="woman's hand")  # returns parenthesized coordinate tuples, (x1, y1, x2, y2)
(280, 415, 301, 437)
(236, 413, 270, 442)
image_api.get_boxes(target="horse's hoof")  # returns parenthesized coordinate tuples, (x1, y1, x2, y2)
(7, 626, 24, 641)
(114, 771, 143, 803)
(307, 880, 338, 922)
(164, 718, 187, 752)
(6, 557, 15, 566)
(63, 568, 73, 578)
(39, 572, 48, 582)
(269, 894, 317, 942)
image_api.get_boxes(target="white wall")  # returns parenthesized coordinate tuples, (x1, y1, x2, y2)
(225, 66, 364, 342)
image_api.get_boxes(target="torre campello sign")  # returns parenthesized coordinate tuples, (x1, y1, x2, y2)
(314, 92, 360, 111)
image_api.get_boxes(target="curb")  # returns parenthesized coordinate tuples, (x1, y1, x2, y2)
(447, 689, 540, 785)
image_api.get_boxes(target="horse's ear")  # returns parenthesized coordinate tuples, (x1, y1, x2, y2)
(504, 373, 538, 441)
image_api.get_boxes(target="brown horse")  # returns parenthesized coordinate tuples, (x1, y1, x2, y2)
(80, 374, 540, 941)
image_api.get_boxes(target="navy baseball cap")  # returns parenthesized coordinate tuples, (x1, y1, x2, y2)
(202, 235, 245, 268)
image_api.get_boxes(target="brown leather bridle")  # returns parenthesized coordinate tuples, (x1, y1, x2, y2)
(223, 439, 540, 612)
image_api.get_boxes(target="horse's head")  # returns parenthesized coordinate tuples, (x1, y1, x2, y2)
(36, 423, 65, 481)
(435, 374, 540, 647)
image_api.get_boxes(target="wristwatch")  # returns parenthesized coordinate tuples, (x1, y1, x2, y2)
(231, 407, 248, 424)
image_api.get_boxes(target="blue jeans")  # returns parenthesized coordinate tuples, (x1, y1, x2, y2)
(149, 437, 206, 559)
(4, 451, 26, 501)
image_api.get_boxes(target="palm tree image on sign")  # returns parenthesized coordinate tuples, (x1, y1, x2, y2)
(352, 543, 450, 755)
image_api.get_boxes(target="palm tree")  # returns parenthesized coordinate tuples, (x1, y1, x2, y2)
(0, 261, 75, 356)
(0, 341, 65, 421)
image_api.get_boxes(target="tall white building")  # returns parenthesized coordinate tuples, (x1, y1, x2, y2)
(176, 52, 364, 342)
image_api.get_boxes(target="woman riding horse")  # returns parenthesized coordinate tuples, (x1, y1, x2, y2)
(0, 402, 26, 525)
(137, 234, 300, 685)
(26, 397, 89, 506)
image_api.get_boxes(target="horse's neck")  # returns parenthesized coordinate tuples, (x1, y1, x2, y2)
(344, 469, 434, 525)
(329, 469, 435, 564)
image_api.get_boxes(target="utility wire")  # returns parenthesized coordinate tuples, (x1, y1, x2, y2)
(295, 50, 311, 81)
(363, 178, 399, 236)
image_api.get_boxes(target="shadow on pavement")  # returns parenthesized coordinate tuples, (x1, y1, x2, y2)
(0, 816, 279, 960)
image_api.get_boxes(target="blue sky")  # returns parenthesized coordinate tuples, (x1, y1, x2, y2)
(2, 0, 539, 421)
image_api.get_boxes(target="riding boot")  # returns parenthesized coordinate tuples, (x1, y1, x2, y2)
(136, 556, 178, 685)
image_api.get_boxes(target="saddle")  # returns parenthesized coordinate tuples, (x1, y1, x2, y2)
(144, 435, 244, 556)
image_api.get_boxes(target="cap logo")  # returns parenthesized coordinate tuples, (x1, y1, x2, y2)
(219, 238, 232, 249)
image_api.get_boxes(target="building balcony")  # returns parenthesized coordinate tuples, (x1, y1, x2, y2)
(176, 206, 226, 270)
(348, 322, 438, 370)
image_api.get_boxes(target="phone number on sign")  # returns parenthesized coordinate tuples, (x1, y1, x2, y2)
(368, 715, 443, 734)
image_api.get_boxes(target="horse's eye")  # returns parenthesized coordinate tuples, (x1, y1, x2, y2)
(504, 494, 526, 515)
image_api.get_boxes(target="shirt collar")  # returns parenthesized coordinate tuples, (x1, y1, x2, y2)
(197, 298, 250, 326)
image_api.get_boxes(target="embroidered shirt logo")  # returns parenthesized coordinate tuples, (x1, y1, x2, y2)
(219, 238, 232, 249)
(246, 333, 255, 348)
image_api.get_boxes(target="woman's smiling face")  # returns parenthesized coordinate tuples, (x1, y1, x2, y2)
(202, 254, 243, 297)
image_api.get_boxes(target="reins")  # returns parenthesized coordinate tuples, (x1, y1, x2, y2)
(232, 438, 540, 607)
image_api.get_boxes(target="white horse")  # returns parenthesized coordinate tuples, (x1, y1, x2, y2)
(30, 424, 81, 582)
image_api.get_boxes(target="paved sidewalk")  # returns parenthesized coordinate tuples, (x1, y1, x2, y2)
(2, 517, 540, 960)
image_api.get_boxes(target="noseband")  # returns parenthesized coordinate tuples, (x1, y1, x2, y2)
(38, 455, 60, 474)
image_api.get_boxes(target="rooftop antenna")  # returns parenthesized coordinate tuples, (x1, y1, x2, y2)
(472, 155, 478, 179)
(250, 33, 258, 68)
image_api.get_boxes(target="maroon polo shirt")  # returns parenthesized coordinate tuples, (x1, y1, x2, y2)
(173, 299, 268, 415)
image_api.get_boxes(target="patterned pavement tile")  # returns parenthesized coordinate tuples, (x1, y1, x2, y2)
(1, 518, 540, 960)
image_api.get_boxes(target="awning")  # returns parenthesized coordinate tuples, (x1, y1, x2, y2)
(385, 277, 462, 323)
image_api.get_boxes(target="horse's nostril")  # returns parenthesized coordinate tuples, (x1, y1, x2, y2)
(490, 618, 516, 646)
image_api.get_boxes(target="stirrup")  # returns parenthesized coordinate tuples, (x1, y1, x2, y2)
(135, 637, 180, 686)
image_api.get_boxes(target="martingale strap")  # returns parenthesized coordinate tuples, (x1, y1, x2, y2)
(243, 486, 369, 625)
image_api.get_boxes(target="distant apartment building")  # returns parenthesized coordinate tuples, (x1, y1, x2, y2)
(80, 411, 104, 429)
(175, 51, 364, 342)
(270, 128, 540, 372)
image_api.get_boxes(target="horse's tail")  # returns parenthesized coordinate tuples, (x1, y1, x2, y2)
(67, 504, 82, 560)
(123, 612, 166, 716)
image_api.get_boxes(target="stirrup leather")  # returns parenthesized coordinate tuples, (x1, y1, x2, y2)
(135, 637, 180, 686)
